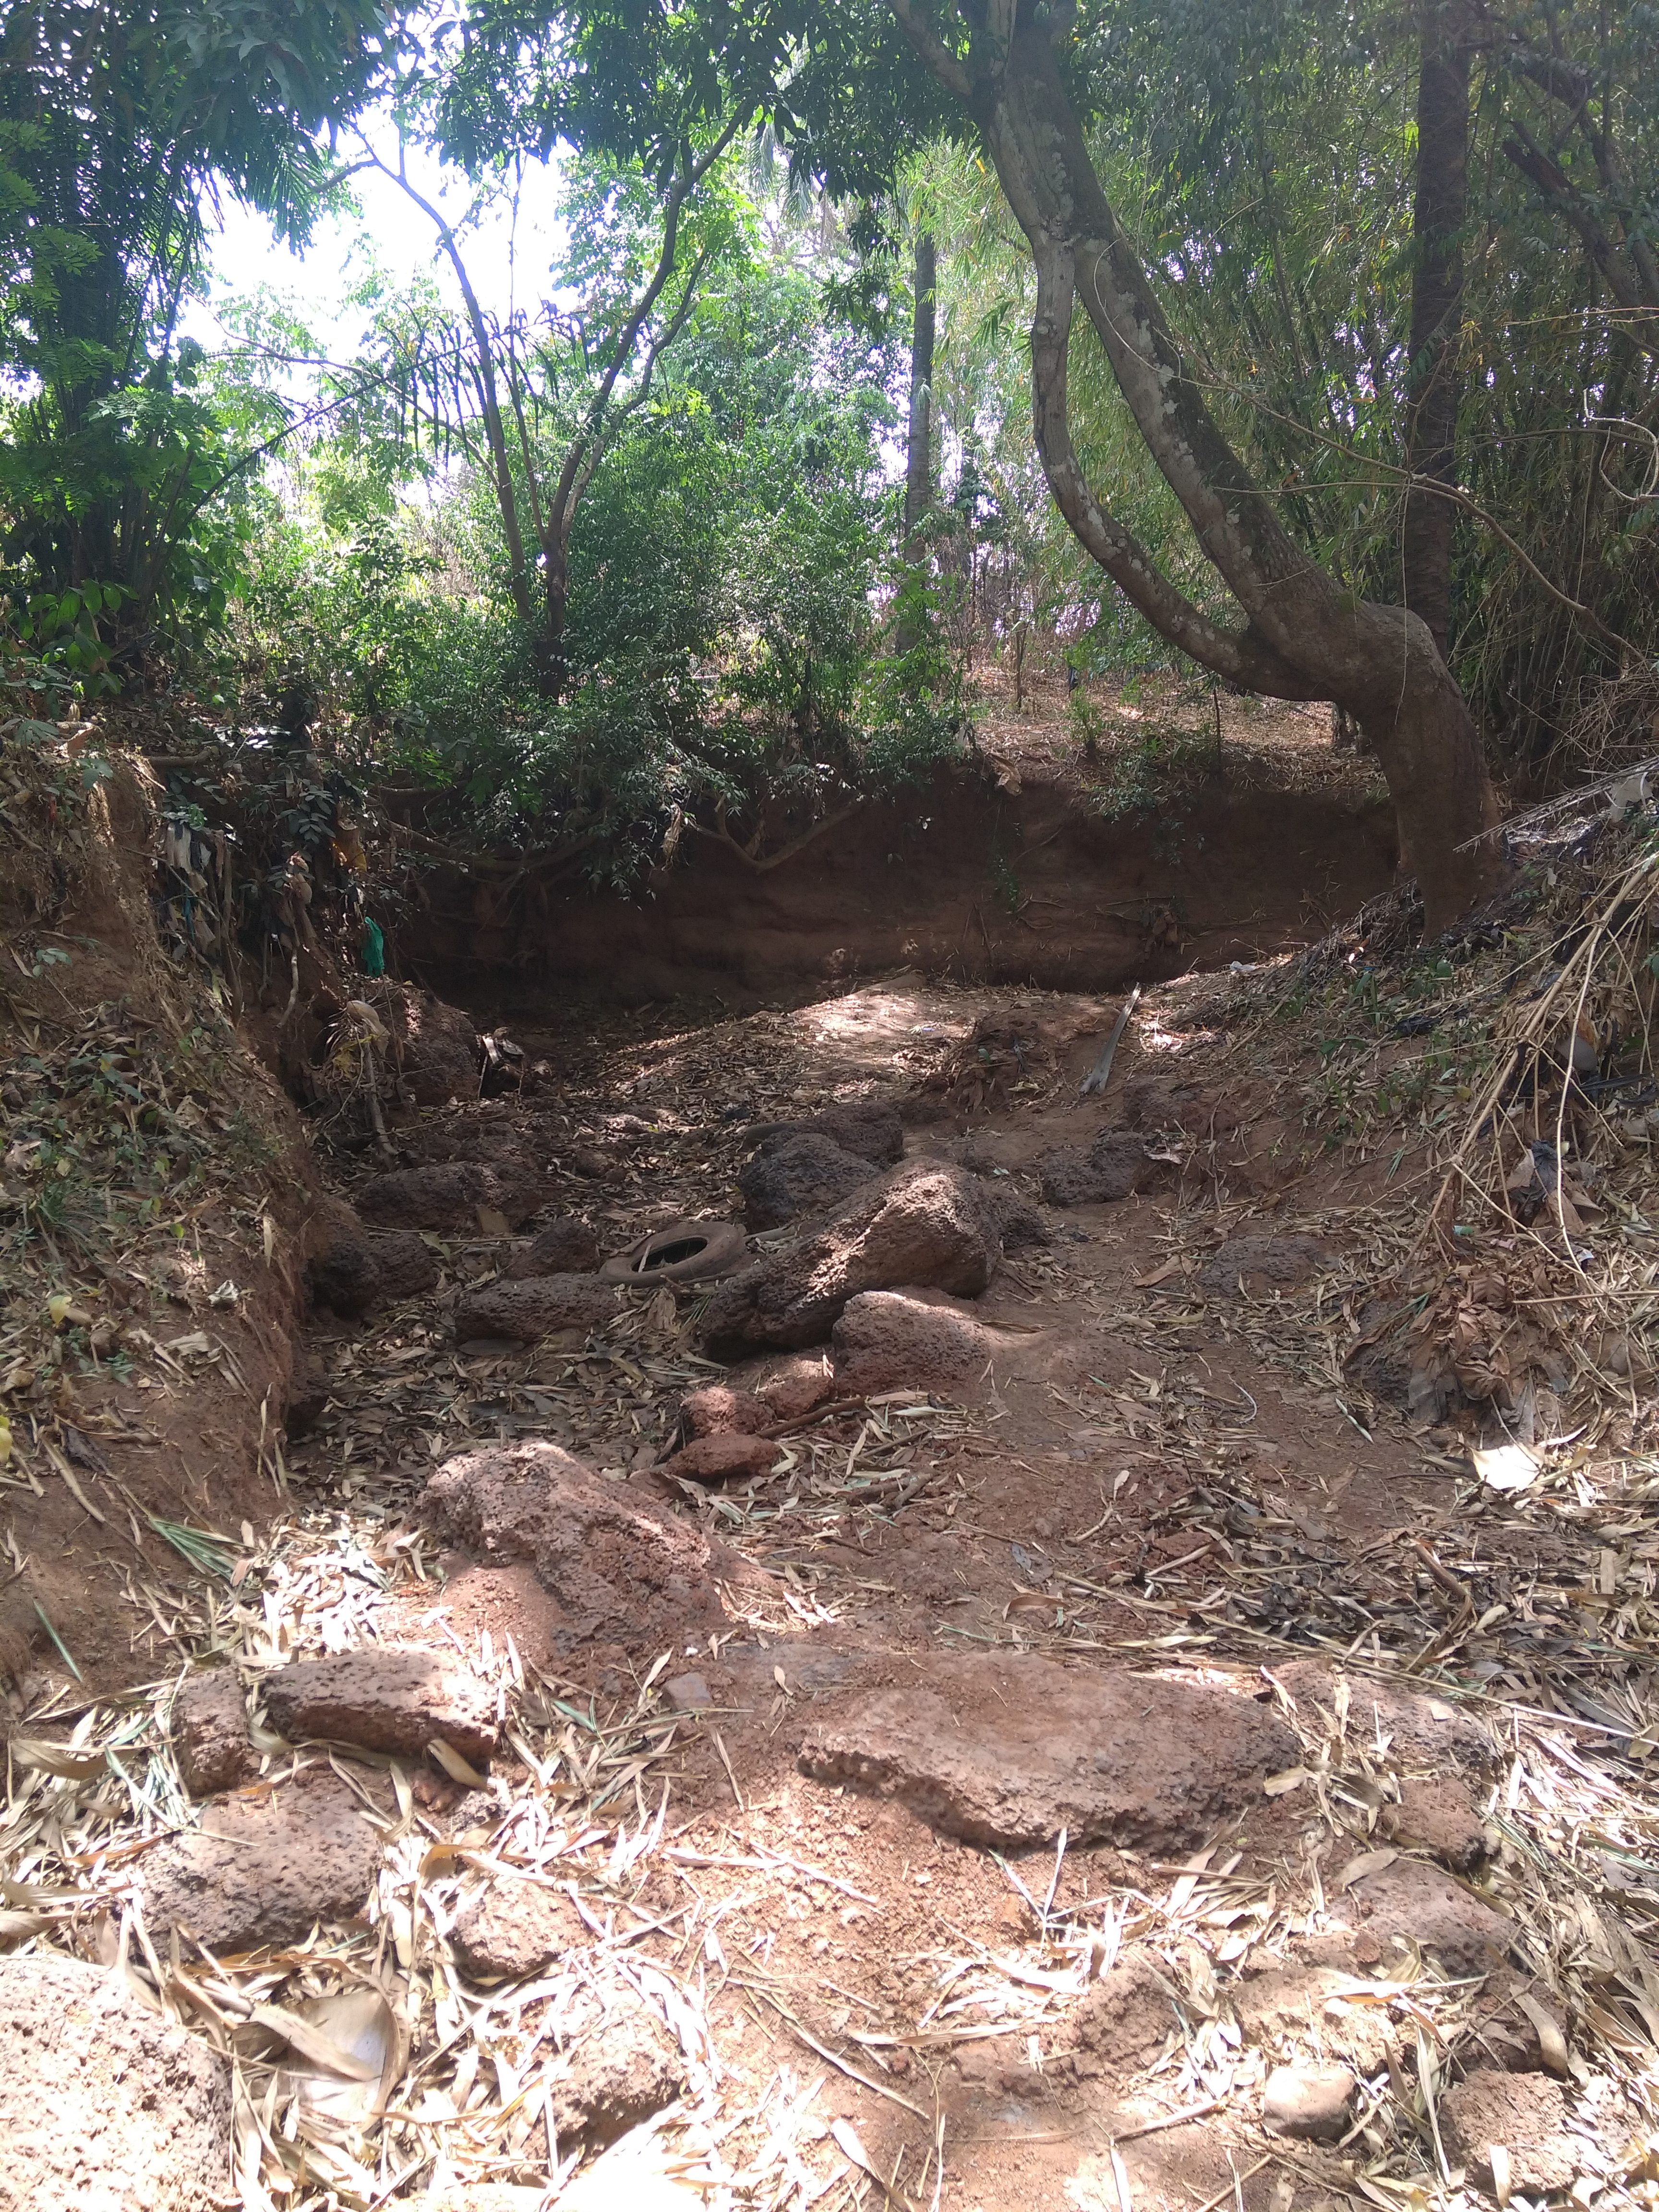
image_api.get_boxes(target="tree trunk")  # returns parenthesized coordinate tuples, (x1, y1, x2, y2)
(903, 231, 937, 554)
(889, 2, 1506, 933)
(1403, 0, 1471, 661)
(896, 230, 938, 658)
(539, 533, 570, 702)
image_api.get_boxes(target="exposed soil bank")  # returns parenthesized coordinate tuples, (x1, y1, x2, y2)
(397, 764, 1398, 1010)
(0, 754, 312, 1690)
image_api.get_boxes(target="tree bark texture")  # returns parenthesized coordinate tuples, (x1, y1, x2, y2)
(903, 230, 937, 553)
(1403, 0, 1471, 661)
(887, 1, 1506, 933)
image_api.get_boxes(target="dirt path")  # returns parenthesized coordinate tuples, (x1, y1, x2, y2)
(6, 968, 1655, 2212)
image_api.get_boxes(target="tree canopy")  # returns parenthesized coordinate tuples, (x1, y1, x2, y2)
(1, 0, 1655, 920)
(0, 0, 391, 644)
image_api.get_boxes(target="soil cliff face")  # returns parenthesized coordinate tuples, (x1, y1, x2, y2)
(396, 763, 1397, 1009)
(0, 746, 312, 1690)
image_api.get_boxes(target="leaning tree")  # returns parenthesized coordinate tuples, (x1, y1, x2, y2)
(466, 0, 1655, 927)
(856, 1, 1511, 930)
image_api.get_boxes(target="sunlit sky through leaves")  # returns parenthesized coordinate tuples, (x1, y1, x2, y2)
(185, 125, 568, 373)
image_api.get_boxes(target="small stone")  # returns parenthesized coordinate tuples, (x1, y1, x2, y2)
(681, 1385, 770, 1438)
(452, 1273, 616, 1345)
(511, 1218, 601, 1277)
(1440, 2069, 1577, 2192)
(665, 1671, 713, 1710)
(546, 1972, 685, 2144)
(1263, 2062, 1356, 2140)
(262, 1648, 498, 1767)
(452, 1879, 582, 1981)
(134, 1767, 383, 1951)
(662, 1433, 780, 1483)
(171, 1671, 252, 1797)
(757, 1358, 834, 1420)
(0, 1955, 232, 2212)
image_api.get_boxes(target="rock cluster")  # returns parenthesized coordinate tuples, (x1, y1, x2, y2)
(700, 1159, 1000, 1356)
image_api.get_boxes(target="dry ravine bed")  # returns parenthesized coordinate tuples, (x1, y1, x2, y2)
(6, 804, 1659, 2212)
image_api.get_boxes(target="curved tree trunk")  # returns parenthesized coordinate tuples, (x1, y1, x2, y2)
(889, 2, 1506, 933)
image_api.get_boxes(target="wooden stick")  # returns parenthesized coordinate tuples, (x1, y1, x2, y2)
(1081, 984, 1142, 1096)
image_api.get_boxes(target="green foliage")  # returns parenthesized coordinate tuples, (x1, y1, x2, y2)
(1084, 700, 1222, 863)
(1067, 683, 1106, 757)
(232, 260, 965, 881)
(0, 0, 390, 654)
(1072, 0, 1659, 758)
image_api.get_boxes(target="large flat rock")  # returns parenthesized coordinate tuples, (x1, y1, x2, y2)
(134, 1766, 384, 1953)
(830, 1288, 990, 1396)
(1277, 1659, 1493, 1766)
(1326, 1854, 1514, 1976)
(262, 1648, 498, 1767)
(0, 1956, 232, 2212)
(798, 1654, 1298, 1849)
(355, 1157, 541, 1232)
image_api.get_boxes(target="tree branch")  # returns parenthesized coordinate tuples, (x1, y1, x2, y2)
(970, 16, 1355, 681)
(681, 801, 865, 873)
(887, 0, 975, 102)
(1501, 124, 1659, 334)
(391, 822, 605, 878)
(371, 147, 540, 629)
(571, 246, 712, 511)
(1026, 231, 1318, 697)
(545, 116, 740, 543)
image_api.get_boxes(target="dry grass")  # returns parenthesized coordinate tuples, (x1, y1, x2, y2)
(10, 736, 1659, 2207)
(12, 1477, 1659, 2211)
